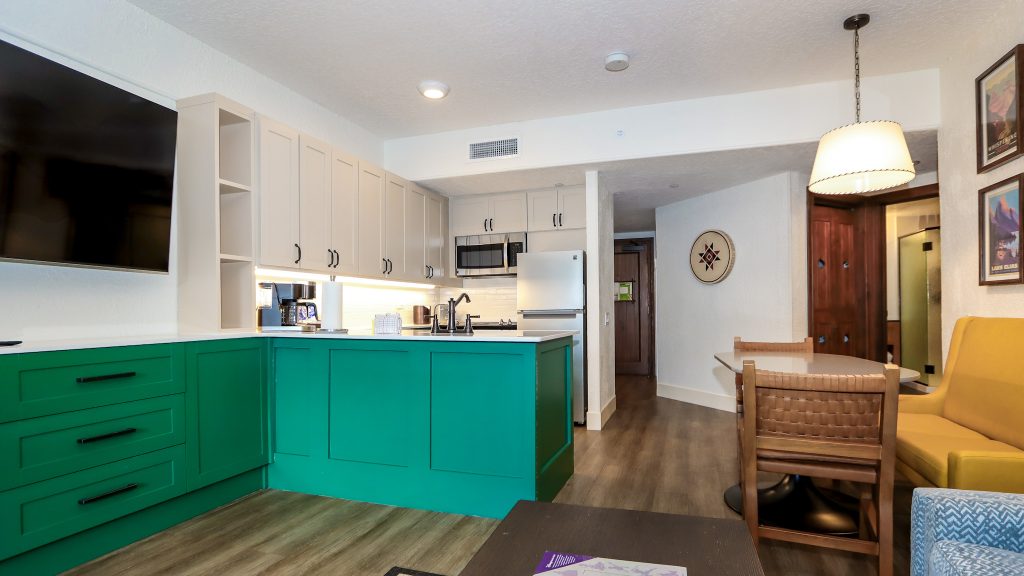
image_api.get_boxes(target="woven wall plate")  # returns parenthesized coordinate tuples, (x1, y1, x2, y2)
(690, 230, 735, 284)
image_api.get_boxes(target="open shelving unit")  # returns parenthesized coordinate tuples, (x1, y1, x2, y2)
(176, 94, 257, 333)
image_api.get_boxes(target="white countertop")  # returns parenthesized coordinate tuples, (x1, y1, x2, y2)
(0, 329, 577, 355)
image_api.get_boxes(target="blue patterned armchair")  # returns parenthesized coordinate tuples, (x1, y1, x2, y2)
(912, 488, 1024, 575)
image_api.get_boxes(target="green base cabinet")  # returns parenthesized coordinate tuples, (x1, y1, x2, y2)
(269, 337, 574, 518)
(185, 338, 269, 491)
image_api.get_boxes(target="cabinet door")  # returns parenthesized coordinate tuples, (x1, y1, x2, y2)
(425, 193, 443, 278)
(558, 186, 587, 230)
(405, 185, 427, 281)
(258, 117, 300, 268)
(299, 134, 331, 272)
(527, 189, 559, 232)
(331, 150, 359, 273)
(384, 173, 408, 278)
(185, 339, 267, 491)
(450, 196, 490, 236)
(489, 192, 528, 233)
(357, 162, 386, 276)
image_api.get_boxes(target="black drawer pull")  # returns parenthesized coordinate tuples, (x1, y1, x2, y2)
(78, 483, 139, 505)
(76, 371, 137, 384)
(77, 427, 138, 444)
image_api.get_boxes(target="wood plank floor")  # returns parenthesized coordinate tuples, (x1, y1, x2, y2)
(68, 375, 911, 575)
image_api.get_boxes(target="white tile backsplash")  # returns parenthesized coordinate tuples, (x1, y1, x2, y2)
(439, 277, 519, 322)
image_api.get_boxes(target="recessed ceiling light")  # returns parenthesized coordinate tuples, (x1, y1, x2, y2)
(418, 80, 449, 99)
(605, 52, 630, 72)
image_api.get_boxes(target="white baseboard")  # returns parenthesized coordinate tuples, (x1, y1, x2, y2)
(657, 383, 735, 413)
(586, 395, 617, 430)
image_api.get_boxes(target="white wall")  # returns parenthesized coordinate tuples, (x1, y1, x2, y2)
(585, 171, 617, 429)
(0, 0, 383, 341)
(937, 1, 1024, 354)
(655, 172, 807, 412)
(384, 70, 940, 182)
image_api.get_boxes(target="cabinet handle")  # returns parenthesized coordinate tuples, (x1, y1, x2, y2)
(483, 218, 488, 232)
(78, 483, 139, 505)
(382, 258, 388, 274)
(387, 259, 393, 274)
(489, 218, 494, 231)
(76, 371, 136, 384)
(553, 213, 556, 227)
(294, 243, 301, 264)
(559, 213, 563, 227)
(328, 249, 334, 268)
(78, 427, 137, 444)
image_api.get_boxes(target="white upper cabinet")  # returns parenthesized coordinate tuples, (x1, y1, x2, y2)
(383, 172, 408, 278)
(425, 193, 444, 279)
(299, 134, 331, 272)
(258, 117, 300, 268)
(404, 184, 427, 281)
(450, 192, 528, 236)
(527, 185, 586, 231)
(451, 196, 491, 236)
(357, 161, 386, 276)
(330, 149, 359, 274)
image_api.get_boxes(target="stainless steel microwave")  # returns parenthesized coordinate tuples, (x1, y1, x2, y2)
(455, 233, 527, 277)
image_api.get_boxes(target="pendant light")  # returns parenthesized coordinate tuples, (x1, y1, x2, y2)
(808, 14, 915, 195)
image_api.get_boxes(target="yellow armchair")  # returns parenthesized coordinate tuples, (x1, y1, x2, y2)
(896, 317, 1024, 494)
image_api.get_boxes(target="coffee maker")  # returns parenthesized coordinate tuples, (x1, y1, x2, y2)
(258, 282, 318, 331)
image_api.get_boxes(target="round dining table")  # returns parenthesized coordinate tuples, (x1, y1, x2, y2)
(714, 350, 920, 535)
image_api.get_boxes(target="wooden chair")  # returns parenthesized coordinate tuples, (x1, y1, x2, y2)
(733, 336, 813, 353)
(740, 361, 899, 576)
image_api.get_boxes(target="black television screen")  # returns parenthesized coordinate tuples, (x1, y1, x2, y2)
(0, 39, 177, 273)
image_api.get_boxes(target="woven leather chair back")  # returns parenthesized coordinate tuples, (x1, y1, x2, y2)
(734, 336, 813, 353)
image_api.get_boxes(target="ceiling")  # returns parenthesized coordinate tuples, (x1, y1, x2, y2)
(423, 130, 938, 232)
(130, 0, 998, 138)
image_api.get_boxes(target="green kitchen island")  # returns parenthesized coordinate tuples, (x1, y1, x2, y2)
(268, 331, 575, 519)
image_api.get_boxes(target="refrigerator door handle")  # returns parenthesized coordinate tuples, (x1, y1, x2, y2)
(520, 309, 584, 316)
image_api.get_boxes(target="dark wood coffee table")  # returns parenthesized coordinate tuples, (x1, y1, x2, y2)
(459, 500, 764, 575)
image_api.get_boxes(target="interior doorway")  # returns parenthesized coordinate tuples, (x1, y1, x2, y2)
(807, 184, 939, 365)
(614, 237, 655, 375)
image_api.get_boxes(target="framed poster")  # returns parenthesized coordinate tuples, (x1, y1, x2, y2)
(979, 174, 1023, 285)
(977, 45, 1023, 173)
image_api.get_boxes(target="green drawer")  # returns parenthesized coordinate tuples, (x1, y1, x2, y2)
(0, 445, 186, 561)
(0, 395, 185, 491)
(0, 344, 184, 423)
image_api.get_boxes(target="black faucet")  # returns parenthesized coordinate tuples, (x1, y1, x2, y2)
(447, 293, 471, 333)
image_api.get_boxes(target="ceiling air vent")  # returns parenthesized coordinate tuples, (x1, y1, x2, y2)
(469, 138, 519, 160)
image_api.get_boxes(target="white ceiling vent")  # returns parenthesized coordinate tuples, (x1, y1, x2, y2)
(469, 138, 519, 160)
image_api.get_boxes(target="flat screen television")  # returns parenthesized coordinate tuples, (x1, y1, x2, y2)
(0, 39, 177, 273)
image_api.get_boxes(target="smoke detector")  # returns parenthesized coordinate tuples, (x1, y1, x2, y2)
(605, 52, 630, 72)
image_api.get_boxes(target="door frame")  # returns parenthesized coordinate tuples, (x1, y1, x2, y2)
(806, 183, 939, 361)
(613, 237, 656, 376)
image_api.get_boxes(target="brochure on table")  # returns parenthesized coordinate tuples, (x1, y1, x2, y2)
(535, 551, 687, 575)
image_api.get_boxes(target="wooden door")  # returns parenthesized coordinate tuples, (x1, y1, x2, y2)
(450, 196, 490, 236)
(558, 186, 587, 230)
(527, 189, 559, 231)
(614, 238, 654, 375)
(257, 117, 300, 268)
(298, 134, 331, 272)
(425, 193, 443, 278)
(356, 161, 385, 276)
(404, 184, 427, 281)
(489, 192, 529, 233)
(384, 173, 408, 278)
(810, 205, 864, 357)
(330, 150, 359, 274)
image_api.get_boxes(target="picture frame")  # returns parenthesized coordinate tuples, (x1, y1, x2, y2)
(977, 45, 1024, 173)
(979, 173, 1023, 285)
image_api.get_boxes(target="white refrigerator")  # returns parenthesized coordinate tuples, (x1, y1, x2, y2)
(517, 250, 586, 424)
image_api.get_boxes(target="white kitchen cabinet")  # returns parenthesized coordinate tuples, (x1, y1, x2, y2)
(425, 192, 445, 280)
(330, 150, 359, 274)
(450, 192, 527, 236)
(404, 184, 427, 281)
(356, 161, 386, 276)
(527, 185, 586, 231)
(384, 172, 408, 278)
(299, 134, 331, 272)
(258, 116, 300, 268)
